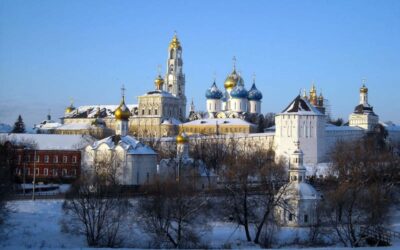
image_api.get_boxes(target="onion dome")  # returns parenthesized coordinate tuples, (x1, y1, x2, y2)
(224, 69, 244, 90)
(65, 99, 76, 114)
(65, 104, 75, 114)
(114, 96, 131, 121)
(247, 82, 263, 101)
(230, 85, 248, 99)
(206, 81, 223, 99)
(169, 34, 182, 50)
(176, 132, 188, 144)
(154, 74, 164, 90)
(360, 84, 368, 94)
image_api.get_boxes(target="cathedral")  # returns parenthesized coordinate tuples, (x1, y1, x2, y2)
(61, 34, 187, 138)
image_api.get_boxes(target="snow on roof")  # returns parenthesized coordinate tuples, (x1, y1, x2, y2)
(0, 123, 12, 133)
(1, 133, 94, 150)
(183, 118, 255, 126)
(64, 104, 137, 119)
(90, 135, 156, 155)
(281, 181, 320, 200)
(280, 95, 323, 115)
(162, 118, 182, 125)
(34, 120, 62, 130)
(325, 124, 364, 131)
(55, 123, 92, 130)
(380, 121, 400, 131)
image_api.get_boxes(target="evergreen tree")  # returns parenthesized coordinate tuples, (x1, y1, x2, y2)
(12, 115, 26, 133)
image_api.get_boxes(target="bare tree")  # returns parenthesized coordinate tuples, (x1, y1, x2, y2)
(220, 138, 286, 245)
(320, 137, 400, 247)
(62, 156, 129, 247)
(136, 181, 210, 248)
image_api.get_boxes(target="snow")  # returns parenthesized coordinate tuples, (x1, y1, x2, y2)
(0, 133, 94, 150)
(64, 104, 137, 118)
(90, 135, 157, 155)
(281, 182, 320, 200)
(2, 199, 400, 249)
(0, 123, 12, 133)
(161, 118, 182, 125)
(326, 124, 364, 131)
(55, 123, 92, 130)
(183, 118, 256, 126)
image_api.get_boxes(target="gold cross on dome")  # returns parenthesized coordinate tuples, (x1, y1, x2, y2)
(121, 84, 126, 97)
(362, 78, 367, 85)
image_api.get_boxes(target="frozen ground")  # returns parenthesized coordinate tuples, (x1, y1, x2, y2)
(1, 199, 400, 249)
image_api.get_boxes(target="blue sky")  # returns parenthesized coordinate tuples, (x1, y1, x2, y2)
(1, 0, 399, 128)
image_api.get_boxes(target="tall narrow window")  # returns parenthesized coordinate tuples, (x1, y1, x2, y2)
(53, 155, 58, 163)
(304, 214, 308, 223)
(44, 155, 49, 163)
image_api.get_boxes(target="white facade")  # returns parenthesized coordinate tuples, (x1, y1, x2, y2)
(83, 135, 158, 185)
(275, 96, 326, 164)
(275, 141, 320, 227)
(349, 84, 379, 131)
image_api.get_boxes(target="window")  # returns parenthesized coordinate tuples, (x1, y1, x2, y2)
(25, 155, 30, 162)
(304, 214, 308, 223)
(18, 155, 21, 164)
(142, 109, 145, 115)
(72, 169, 77, 176)
(53, 155, 58, 163)
(72, 156, 77, 164)
(63, 156, 68, 163)
(146, 172, 150, 183)
(288, 213, 293, 221)
(148, 109, 151, 115)
(35, 155, 40, 163)
(155, 109, 158, 115)
(53, 169, 58, 176)
(62, 169, 67, 176)
(35, 168, 39, 175)
(44, 168, 48, 176)
(44, 155, 49, 163)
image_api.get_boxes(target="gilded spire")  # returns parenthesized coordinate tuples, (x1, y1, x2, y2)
(360, 78, 368, 93)
(115, 85, 131, 120)
(169, 31, 182, 50)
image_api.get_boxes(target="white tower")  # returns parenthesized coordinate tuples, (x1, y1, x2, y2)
(114, 86, 131, 136)
(165, 33, 186, 120)
(275, 140, 320, 227)
(275, 95, 326, 164)
(349, 80, 379, 131)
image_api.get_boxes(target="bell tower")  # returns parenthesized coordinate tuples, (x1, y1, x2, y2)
(165, 32, 187, 121)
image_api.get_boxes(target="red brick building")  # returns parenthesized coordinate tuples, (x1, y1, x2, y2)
(1, 133, 93, 183)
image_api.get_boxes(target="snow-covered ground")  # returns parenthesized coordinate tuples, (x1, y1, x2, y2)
(1, 199, 400, 249)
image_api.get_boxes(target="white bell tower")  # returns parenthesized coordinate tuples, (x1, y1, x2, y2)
(165, 32, 187, 120)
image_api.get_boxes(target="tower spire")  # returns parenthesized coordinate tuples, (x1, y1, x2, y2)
(232, 56, 237, 71)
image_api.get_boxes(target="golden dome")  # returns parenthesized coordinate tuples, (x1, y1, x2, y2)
(65, 102, 75, 114)
(176, 132, 188, 144)
(169, 34, 181, 50)
(154, 75, 164, 90)
(224, 70, 242, 90)
(114, 97, 131, 120)
(360, 84, 368, 94)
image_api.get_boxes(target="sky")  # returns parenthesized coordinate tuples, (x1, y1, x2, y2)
(0, 0, 399, 128)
